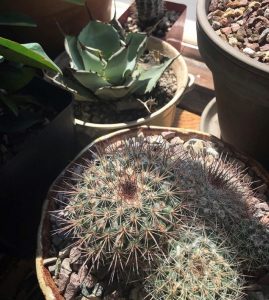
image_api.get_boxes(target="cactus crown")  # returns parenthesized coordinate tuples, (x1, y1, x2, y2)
(53, 137, 187, 281)
(52, 13, 176, 101)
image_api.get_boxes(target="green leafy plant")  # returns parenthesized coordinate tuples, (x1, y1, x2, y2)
(0, 12, 61, 130)
(51, 14, 177, 101)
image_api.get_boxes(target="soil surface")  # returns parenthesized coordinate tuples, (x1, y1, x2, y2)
(208, 0, 269, 64)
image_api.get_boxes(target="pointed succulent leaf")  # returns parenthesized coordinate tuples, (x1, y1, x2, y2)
(72, 70, 110, 92)
(46, 71, 97, 101)
(0, 38, 62, 73)
(0, 12, 37, 27)
(95, 77, 137, 100)
(77, 41, 105, 74)
(105, 46, 128, 85)
(133, 56, 177, 95)
(109, 15, 126, 41)
(124, 32, 147, 78)
(64, 35, 84, 70)
(78, 21, 121, 60)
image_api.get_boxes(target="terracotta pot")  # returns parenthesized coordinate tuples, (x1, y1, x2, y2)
(53, 36, 188, 148)
(0, 0, 112, 58)
(36, 125, 269, 299)
(197, 0, 269, 169)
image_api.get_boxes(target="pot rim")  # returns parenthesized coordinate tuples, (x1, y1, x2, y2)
(54, 36, 188, 130)
(196, 0, 269, 76)
(36, 125, 269, 300)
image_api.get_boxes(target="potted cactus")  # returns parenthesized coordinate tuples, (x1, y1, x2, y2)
(47, 13, 188, 146)
(37, 126, 269, 299)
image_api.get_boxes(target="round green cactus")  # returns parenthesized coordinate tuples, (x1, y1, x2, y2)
(53, 137, 187, 281)
(145, 229, 244, 300)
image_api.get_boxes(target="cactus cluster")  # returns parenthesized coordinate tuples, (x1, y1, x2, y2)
(51, 14, 176, 101)
(52, 134, 269, 297)
(145, 229, 243, 300)
(135, 0, 165, 30)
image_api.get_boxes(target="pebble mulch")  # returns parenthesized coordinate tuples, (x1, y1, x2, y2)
(43, 131, 269, 300)
(208, 0, 269, 64)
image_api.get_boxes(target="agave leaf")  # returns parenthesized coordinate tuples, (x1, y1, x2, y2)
(78, 21, 121, 60)
(0, 38, 62, 74)
(0, 12, 37, 27)
(77, 41, 105, 74)
(105, 46, 128, 85)
(95, 77, 137, 100)
(64, 35, 84, 70)
(46, 72, 96, 101)
(124, 32, 147, 78)
(133, 56, 178, 95)
(73, 70, 110, 93)
(109, 16, 125, 41)
(105, 33, 147, 85)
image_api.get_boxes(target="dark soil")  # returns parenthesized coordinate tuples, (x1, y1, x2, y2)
(74, 52, 177, 124)
(208, 0, 269, 64)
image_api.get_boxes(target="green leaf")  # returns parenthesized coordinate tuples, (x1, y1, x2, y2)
(0, 38, 62, 74)
(124, 32, 147, 77)
(78, 21, 121, 60)
(0, 64, 35, 93)
(104, 33, 147, 85)
(64, 35, 84, 70)
(109, 16, 126, 40)
(133, 56, 177, 95)
(63, 0, 85, 5)
(95, 77, 137, 100)
(77, 41, 105, 73)
(0, 92, 19, 115)
(0, 12, 37, 27)
(72, 70, 110, 92)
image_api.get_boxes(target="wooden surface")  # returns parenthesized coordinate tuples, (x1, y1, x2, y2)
(174, 55, 215, 130)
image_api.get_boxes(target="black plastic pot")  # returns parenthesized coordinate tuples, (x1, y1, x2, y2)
(0, 78, 75, 257)
(197, 0, 269, 169)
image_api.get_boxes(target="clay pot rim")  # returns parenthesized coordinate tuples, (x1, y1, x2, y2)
(36, 125, 269, 300)
(197, 0, 269, 77)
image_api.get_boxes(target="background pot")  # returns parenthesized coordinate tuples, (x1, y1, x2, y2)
(118, 1, 187, 52)
(0, 0, 112, 58)
(54, 37, 188, 148)
(36, 125, 269, 300)
(197, 0, 269, 169)
(0, 78, 75, 257)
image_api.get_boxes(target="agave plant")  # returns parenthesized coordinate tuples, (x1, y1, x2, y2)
(53, 15, 177, 101)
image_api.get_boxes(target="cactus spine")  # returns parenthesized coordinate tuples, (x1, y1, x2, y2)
(135, 0, 165, 30)
(145, 229, 244, 300)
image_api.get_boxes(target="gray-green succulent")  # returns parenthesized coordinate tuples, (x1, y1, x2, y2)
(53, 15, 176, 101)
